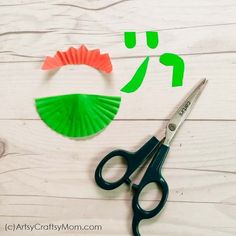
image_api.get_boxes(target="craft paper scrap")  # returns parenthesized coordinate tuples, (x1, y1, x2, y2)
(35, 94, 121, 138)
(42, 45, 112, 73)
(159, 53, 185, 87)
(124, 32, 136, 49)
(146, 31, 159, 49)
(123, 31, 185, 89)
(121, 56, 149, 93)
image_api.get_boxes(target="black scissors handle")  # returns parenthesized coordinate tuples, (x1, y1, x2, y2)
(132, 144, 170, 236)
(95, 136, 159, 190)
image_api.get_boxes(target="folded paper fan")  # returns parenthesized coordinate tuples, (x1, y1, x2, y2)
(42, 45, 112, 73)
(35, 94, 121, 138)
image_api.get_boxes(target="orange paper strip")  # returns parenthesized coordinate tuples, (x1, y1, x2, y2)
(42, 45, 112, 73)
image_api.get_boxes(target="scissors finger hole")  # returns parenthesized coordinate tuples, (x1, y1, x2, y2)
(102, 156, 128, 183)
(138, 182, 163, 211)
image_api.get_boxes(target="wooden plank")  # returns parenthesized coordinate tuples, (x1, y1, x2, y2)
(0, 0, 235, 120)
(0, 1, 235, 236)
(0, 0, 235, 61)
(0, 53, 235, 119)
(0, 196, 235, 236)
(0, 120, 235, 203)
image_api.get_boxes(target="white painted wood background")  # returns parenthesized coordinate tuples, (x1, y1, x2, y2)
(0, 0, 235, 235)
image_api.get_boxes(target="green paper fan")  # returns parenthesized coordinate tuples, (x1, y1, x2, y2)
(35, 94, 121, 138)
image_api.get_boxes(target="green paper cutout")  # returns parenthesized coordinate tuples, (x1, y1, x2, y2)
(121, 56, 149, 93)
(124, 32, 136, 49)
(146, 31, 159, 49)
(35, 94, 121, 138)
(159, 53, 185, 87)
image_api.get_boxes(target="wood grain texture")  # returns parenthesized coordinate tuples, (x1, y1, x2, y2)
(0, 53, 236, 119)
(0, 120, 235, 235)
(0, 0, 235, 235)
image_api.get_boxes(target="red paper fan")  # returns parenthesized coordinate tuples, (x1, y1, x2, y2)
(42, 45, 112, 73)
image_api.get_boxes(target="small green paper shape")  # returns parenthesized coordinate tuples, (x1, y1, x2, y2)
(124, 32, 136, 49)
(35, 94, 121, 138)
(146, 31, 159, 49)
(121, 56, 149, 93)
(159, 53, 185, 87)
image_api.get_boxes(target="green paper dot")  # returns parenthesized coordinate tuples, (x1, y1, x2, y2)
(124, 32, 136, 49)
(146, 31, 159, 49)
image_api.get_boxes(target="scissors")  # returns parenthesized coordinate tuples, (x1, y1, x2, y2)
(95, 79, 207, 236)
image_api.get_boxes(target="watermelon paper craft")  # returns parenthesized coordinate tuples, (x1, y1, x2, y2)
(41, 45, 112, 73)
(35, 94, 121, 138)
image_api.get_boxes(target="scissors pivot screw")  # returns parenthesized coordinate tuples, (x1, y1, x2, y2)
(168, 123, 176, 131)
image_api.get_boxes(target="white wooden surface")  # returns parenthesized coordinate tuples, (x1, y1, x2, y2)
(0, 0, 235, 235)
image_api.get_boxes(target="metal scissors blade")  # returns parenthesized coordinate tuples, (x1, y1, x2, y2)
(164, 78, 208, 146)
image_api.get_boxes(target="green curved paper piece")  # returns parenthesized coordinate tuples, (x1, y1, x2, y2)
(35, 94, 121, 138)
(124, 32, 136, 49)
(146, 31, 159, 49)
(159, 53, 185, 87)
(121, 56, 149, 93)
